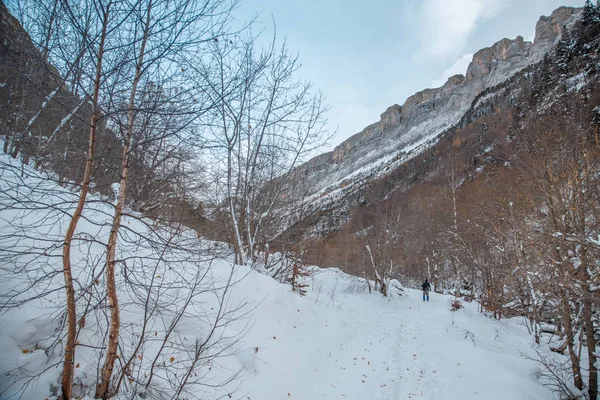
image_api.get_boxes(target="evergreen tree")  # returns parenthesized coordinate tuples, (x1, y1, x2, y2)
(583, 0, 595, 25)
(580, 0, 600, 46)
(555, 29, 572, 74)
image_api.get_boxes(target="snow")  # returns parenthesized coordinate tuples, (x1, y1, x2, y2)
(227, 269, 553, 400)
(566, 72, 586, 92)
(0, 151, 556, 399)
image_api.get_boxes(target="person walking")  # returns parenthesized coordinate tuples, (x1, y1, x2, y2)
(421, 279, 431, 301)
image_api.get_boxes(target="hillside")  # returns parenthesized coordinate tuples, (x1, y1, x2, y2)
(274, 4, 600, 278)
(1, 1, 599, 399)
(278, 6, 586, 240)
(0, 150, 554, 399)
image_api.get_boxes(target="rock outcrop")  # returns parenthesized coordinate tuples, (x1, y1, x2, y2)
(466, 36, 531, 80)
(535, 6, 581, 42)
(332, 104, 402, 163)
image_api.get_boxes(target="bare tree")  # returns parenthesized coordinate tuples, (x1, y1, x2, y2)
(93, 0, 239, 396)
(60, 2, 112, 398)
(192, 34, 329, 266)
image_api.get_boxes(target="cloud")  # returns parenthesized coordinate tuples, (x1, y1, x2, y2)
(430, 53, 473, 88)
(418, 0, 508, 57)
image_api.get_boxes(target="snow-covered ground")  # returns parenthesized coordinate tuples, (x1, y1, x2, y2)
(238, 271, 553, 400)
(0, 151, 554, 399)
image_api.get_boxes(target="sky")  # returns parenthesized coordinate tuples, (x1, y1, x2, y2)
(235, 0, 584, 152)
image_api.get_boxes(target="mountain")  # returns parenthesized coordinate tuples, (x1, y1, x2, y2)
(279, 6, 585, 240)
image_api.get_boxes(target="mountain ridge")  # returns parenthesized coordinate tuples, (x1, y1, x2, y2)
(291, 6, 581, 199)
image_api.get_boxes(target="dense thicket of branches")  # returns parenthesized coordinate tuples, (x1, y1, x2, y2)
(188, 35, 329, 266)
(0, 0, 328, 398)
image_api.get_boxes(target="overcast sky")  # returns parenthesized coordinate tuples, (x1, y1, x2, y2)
(235, 0, 583, 151)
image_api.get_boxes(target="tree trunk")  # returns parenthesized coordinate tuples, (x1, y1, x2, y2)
(561, 293, 584, 391)
(228, 146, 246, 266)
(61, 2, 110, 398)
(95, 2, 150, 397)
(582, 291, 597, 400)
(11, 57, 29, 159)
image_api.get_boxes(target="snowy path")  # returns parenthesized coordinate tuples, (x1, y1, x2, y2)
(239, 276, 553, 400)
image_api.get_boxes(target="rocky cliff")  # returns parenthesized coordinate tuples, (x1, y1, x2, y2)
(291, 7, 581, 203)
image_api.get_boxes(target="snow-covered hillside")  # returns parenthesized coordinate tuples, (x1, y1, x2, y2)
(0, 151, 558, 399)
(284, 6, 582, 235)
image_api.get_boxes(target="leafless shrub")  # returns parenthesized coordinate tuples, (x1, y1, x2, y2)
(450, 298, 463, 311)
(343, 276, 371, 295)
(523, 347, 583, 400)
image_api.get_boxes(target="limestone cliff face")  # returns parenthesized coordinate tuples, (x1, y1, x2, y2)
(332, 104, 402, 163)
(535, 6, 581, 42)
(466, 36, 531, 80)
(291, 6, 581, 198)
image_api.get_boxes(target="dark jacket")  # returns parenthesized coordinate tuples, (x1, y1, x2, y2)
(421, 281, 431, 291)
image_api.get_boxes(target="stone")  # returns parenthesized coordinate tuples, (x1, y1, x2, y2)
(535, 6, 581, 43)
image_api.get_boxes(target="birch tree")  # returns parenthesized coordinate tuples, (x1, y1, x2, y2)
(194, 35, 328, 265)
(60, 1, 112, 398)
(94, 0, 237, 396)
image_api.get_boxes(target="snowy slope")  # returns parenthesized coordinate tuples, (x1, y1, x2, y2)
(0, 151, 253, 399)
(0, 152, 554, 399)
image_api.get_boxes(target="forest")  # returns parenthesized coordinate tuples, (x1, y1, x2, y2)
(1, 0, 600, 399)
